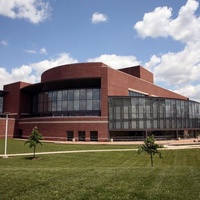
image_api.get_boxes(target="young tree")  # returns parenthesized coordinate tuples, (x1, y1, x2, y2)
(24, 126, 43, 158)
(138, 135, 163, 167)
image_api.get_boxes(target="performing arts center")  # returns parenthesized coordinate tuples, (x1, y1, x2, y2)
(0, 62, 200, 141)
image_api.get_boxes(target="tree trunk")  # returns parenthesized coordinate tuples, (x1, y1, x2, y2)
(150, 153, 153, 167)
(33, 145, 36, 158)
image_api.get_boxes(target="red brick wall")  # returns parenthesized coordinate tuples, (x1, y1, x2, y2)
(101, 65, 109, 117)
(1, 63, 189, 141)
(3, 82, 31, 118)
(18, 116, 109, 141)
(119, 66, 154, 84)
(41, 62, 107, 83)
(107, 67, 187, 100)
(0, 118, 16, 138)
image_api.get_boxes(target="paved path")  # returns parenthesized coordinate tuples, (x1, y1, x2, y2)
(162, 144, 200, 150)
(0, 144, 200, 158)
(0, 149, 135, 157)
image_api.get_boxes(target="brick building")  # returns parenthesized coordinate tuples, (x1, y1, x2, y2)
(0, 62, 200, 141)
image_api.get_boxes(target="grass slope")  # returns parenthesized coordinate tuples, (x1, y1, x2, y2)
(0, 139, 199, 200)
(0, 139, 137, 155)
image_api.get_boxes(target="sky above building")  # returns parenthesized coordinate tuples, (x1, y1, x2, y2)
(0, 0, 200, 102)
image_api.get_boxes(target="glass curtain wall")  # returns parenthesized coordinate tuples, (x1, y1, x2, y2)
(109, 97, 200, 130)
(32, 88, 101, 116)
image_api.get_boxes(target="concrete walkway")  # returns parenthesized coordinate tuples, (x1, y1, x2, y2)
(0, 149, 136, 158)
(162, 144, 200, 150)
(1, 142, 200, 158)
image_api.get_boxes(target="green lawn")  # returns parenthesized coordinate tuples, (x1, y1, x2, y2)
(0, 139, 200, 200)
(0, 139, 137, 155)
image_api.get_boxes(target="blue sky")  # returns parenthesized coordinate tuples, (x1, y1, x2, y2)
(0, 0, 200, 101)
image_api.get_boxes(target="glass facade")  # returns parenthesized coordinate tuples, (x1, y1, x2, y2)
(129, 90, 145, 97)
(109, 97, 200, 130)
(32, 88, 101, 116)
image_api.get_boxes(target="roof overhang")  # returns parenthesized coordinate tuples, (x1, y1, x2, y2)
(21, 77, 101, 93)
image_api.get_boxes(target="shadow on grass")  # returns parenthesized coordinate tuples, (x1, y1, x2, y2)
(24, 156, 41, 160)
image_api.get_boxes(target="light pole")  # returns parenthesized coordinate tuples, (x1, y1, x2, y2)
(3, 112, 9, 158)
(1, 112, 16, 158)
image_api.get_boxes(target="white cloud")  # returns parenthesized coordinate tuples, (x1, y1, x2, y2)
(134, 0, 200, 43)
(144, 55, 161, 71)
(1, 40, 9, 46)
(24, 49, 37, 54)
(0, 0, 51, 24)
(0, 53, 78, 89)
(169, 0, 200, 43)
(0, 65, 36, 87)
(24, 47, 47, 55)
(30, 53, 78, 80)
(174, 84, 200, 102)
(87, 54, 140, 69)
(134, 0, 200, 102)
(92, 12, 108, 24)
(0, 68, 10, 85)
(134, 6, 172, 38)
(11, 65, 34, 81)
(157, 42, 200, 83)
(39, 47, 47, 55)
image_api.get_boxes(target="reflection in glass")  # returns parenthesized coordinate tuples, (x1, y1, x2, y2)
(0, 97, 3, 113)
(109, 97, 200, 130)
(34, 88, 101, 115)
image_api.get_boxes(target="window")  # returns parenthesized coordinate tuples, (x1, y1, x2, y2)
(129, 90, 145, 96)
(109, 97, 200, 130)
(67, 131, 74, 141)
(33, 88, 101, 116)
(78, 131, 85, 141)
(90, 131, 98, 141)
